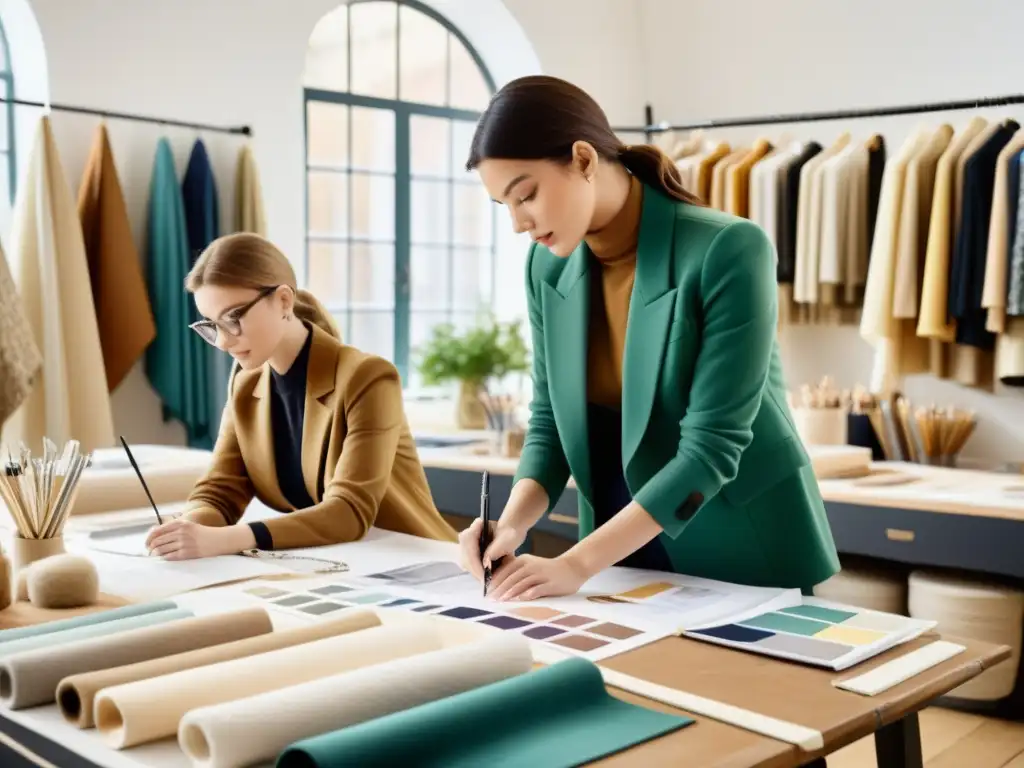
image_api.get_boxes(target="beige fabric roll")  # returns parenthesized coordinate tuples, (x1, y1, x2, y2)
(58, 608, 379, 729)
(0, 607, 272, 710)
(96, 621, 444, 749)
(909, 569, 1024, 700)
(179, 632, 534, 768)
(814, 560, 908, 615)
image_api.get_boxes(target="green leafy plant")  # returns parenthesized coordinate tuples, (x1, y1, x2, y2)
(415, 316, 530, 388)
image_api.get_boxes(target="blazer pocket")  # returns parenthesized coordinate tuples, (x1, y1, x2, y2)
(719, 435, 810, 508)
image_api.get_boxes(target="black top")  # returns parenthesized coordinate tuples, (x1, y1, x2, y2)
(247, 325, 316, 550)
(949, 122, 1018, 350)
(777, 141, 823, 283)
(866, 136, 886, 252)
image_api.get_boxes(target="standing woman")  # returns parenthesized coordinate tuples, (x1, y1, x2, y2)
(458, 76, 839, 599)
(146, 233, 457, 559)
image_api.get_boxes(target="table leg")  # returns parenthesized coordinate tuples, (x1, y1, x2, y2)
(874, 712, 924, 768)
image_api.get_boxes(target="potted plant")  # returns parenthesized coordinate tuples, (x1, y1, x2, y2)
(415, 316, 529, 429)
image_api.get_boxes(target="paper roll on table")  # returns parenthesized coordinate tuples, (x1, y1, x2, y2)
(95, 620, 445, 749)
(58, 609, 381, 729)
(0, 608, 272, 709)
(178, 633, 535, 768)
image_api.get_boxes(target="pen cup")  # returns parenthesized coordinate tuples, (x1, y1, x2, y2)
(11, 535, 65, 579)
(792, 407, 848, 447)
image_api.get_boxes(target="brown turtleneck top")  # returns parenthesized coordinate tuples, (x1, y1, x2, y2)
(585, 176, 643, 409)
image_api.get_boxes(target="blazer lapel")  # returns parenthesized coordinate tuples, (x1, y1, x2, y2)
(622, 188, 678, 471)
(244, 367, 292, 510)
(301, 326, 338, 503)
(541, 242, 593, 501)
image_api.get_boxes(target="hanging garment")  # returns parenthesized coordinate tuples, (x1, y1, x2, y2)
(77, 123, 157, 392)
(145, 138, 211, 448)
(182, 138, 223, 450)
(981, 134, 1024, 333)
(866, 135, 886, 250)
(1008, 152, 1024, 318)
(4, 116, 115, 452)
(949, 121, 1017, 350)
(695, 142, 730, 203)
(0, 240, 42, 430)
(726, 138, 771, 217)
(889, 124, 954, 374)
(917, 117, 988, 378)
(776, 141, 822, 324)
(235, 144, 267, 236)
(859, 126, 931, 394)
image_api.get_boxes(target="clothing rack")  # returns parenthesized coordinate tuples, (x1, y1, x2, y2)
(0, 96, 252, 136)
(618, 94, 1024, 142)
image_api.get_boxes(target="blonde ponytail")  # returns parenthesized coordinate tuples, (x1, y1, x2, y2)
(294, 288, 341, 340)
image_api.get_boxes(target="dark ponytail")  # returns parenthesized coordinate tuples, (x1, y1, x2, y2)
(617, 143, 703, 205)
(466, 74, 705, 207)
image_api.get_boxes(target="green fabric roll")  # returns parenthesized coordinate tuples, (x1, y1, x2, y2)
(0, 609, 192, 657)
(277, 657, 692, 768)
(0, 600, 179, 644)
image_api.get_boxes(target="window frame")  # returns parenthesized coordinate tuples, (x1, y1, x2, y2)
(303, 0, 498, 385)
(0, 17, 16, 203)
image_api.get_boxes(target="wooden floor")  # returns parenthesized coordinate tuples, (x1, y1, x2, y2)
(827, 707, 1024, 767)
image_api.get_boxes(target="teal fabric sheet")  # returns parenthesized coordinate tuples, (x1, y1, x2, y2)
(0, 600, 179, 644)
(0, 608, 192, 657)
(276, 657, 693, 768)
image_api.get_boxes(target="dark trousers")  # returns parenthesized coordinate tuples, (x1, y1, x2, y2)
(588, 403, 674, 572)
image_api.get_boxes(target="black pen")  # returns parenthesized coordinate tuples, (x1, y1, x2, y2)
(120, 436, 163, 525)
(479, 470, 491, 596)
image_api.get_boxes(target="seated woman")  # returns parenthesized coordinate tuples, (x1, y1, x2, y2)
(145, 233, 457, 559)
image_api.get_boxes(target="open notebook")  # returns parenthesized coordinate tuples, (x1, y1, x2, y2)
(598, 580, 935, 671)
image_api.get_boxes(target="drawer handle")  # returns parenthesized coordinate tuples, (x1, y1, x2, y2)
(886, 528, 915, 543)
(548, 513, 578, 526)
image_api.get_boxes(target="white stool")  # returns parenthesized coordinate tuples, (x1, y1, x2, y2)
(908, 570, 1024, 701)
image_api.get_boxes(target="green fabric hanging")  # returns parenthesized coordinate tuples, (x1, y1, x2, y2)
(144, 139, 211, 447)
(276, 657, 692, 768)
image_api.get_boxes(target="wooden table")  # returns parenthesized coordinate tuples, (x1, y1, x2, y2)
(0, 596, 1009, 768)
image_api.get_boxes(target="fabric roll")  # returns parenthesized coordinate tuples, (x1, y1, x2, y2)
(0, 609, 191, 658)
(278, 657, 693, 768)
(77, 122, 157, 392)
(0, 239, 42, 429)
(5, 115, 116, 453)
(0, 600, 178, 645)
(178, 633, 534, 768)
(96, 620, 443, 749)
(0, 607, 272, 710)
(59, 609, 380, 730)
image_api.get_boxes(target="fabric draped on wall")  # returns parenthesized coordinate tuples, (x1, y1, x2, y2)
(0, 241, 42, 430)
(236, 144, 267, 236)
(77, 123, 157, 392)
(4, 117, 116, 453)
(181, 139, 222, 450)
(668, 115, 1024, 393)
(145, 138, 211, 448)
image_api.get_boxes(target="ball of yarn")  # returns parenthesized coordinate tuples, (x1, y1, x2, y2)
(26, 554, 99, 609)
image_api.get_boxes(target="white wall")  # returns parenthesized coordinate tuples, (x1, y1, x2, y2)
(6, 0, 646, 446)
(638, 0, 1024, 463)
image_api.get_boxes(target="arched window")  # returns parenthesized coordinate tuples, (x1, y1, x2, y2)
(303, 0, 497, 386)
(0, 17, 15, 206)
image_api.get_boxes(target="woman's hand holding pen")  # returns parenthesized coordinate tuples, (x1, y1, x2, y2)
(458, 518, 524, 581)
(145, 518, 249, 560)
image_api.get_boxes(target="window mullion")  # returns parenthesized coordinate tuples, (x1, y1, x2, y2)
(395, 106, 411, 383)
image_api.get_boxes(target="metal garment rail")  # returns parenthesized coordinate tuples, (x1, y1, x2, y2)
(0, 96, 252, 135)
(616, 94, 1024, 142)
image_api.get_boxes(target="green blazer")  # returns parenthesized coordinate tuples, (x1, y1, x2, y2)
(513, 184, 840, 590)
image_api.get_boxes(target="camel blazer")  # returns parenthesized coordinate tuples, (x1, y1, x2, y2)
(185, 325, 457, 549)
(514, 185, 840, 590)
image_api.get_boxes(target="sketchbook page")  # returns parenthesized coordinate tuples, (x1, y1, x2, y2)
(680, 595, 939, 671)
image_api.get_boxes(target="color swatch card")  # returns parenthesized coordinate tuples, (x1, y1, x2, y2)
(681, 597, 936, 671)
(239, 579, 668, 662)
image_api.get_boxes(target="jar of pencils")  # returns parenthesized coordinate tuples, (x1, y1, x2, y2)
(0, 438, 90, 577)
(791, 377, 848, 446)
